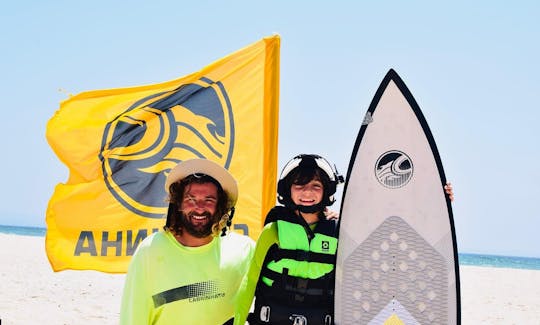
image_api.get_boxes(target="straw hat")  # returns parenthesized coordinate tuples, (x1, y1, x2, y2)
(165, 159, 238, 206)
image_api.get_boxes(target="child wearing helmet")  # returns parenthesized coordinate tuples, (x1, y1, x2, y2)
(234, 154, 343, 325)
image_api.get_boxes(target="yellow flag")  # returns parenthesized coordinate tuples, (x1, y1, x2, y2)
(46, 35, 280, 273)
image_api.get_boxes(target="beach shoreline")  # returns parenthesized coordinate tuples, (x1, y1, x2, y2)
(1, 233, 539, 324)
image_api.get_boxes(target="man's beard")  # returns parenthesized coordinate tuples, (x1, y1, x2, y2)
(179, 210, 218, 238)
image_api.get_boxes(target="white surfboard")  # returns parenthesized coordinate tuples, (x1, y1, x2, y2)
(335, 69, 460, 324)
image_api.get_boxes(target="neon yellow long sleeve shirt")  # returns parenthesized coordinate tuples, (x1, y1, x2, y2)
(120, 231, 254, 325)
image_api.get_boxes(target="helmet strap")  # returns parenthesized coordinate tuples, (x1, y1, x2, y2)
(295, 202, 324, 214)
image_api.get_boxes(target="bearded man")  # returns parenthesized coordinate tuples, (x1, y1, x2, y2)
(120, 159, 254, 325)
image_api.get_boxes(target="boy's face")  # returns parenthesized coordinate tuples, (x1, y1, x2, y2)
(290, 179, 324, 207)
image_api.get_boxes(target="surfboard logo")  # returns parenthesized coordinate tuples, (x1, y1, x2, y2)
(99, 78, 235, 219)
(375, 150, 413, 189)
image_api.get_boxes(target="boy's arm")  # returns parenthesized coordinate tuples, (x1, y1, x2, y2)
(234, 223, 278, 324)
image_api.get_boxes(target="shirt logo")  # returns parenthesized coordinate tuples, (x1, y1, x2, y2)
(152, 279, 225, 307)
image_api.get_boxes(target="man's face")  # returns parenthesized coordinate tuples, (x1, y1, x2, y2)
(179, 182, 219, 238)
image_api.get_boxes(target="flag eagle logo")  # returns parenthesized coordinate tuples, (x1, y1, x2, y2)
(99, 77, 235, 218)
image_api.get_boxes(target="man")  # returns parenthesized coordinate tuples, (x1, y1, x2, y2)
(120, 158, 255, 325)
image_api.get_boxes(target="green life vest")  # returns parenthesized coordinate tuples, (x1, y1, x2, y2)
(262, 220, 337, 286)
(258, 206, 337, 304)
(251, 206, 337, 324)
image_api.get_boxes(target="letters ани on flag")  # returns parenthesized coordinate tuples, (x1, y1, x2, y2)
(46, 35, 280, 273)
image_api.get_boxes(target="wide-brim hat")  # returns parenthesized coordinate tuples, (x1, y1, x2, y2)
(165, 159, 238, 207)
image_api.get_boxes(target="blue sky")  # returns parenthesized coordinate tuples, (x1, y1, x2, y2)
(1, 1, 538, 258)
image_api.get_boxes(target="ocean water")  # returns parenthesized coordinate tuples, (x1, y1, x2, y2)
(458, 253, 540, 271)
(0, 224, 46, 237)
(1, 224, 539, 271)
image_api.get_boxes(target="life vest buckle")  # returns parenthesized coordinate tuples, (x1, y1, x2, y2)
(290, 314, 308, 325)
(259, 305, 271, 322)
(324, 314, 332, 325)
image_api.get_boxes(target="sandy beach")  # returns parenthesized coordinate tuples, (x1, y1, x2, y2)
(1, 234, 539, 325)
(0, 234, 124, 325)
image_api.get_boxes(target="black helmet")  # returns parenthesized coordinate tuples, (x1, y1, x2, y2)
(277, 154, 344, 212)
